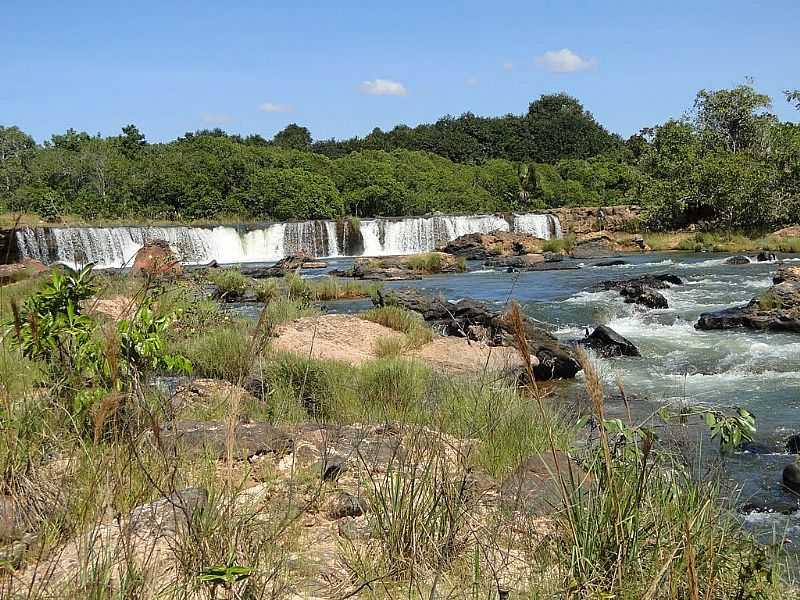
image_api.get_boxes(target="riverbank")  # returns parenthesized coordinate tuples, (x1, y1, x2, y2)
(0, 255, 797, 597)
(0, 255, 796, 598)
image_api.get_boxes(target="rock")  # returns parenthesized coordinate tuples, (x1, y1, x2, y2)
(591, 274, 680, 310)
(571, 232, 619, 259)
(302, 261, 327, 269)
(324, 492, 367, 520)
(239, 252, 321, 278)
(547, 205, 643, 236)
(163, 420, 294, 460)
(132, 240, 181, 275)
(318, 457, 347, 481)
(696, 302, 800, 333)
(725, 255, 751, 265)
(129, 488, 208, 536)
(739, 497, 799, 515)
(484, 254, 545, 269)
(595, 260, 629, 267)
(771, 225, 800, 239)
(337, 516, 372, 541)
(579, 325, 640, 358)
(376, 288, 581, 380)
(786, 434, 800, 454)
(621, 286, 669, 309)
(782, 462, 800, 492)
(439, 230, 545, 260)
(757, 252, 776, 262)
(0, 259, 49, 285)
(500, 451, 592, 515)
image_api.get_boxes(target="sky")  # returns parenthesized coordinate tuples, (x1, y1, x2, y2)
(3, 0, 799, 143)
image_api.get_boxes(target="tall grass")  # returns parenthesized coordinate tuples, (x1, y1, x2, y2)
(362, 305, 434, 349)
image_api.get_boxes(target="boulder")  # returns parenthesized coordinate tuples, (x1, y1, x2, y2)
(0, 259, 48, 284)
(787, 434, 800, 454)
(240, 252, 321, 278)
(324, 491, 367, 520)
(591, 274, 681, 310)
(696, 266, 800, 333)
(132, 240, 181, 275)
(725, 255, 751, 265)
(439, 230, 545, 260)
(500, 451, 592, 515)
(782, 462, 800, 493)
(163, 420, 294, 460)
(757, 251, 777, 262)
(375, 288, 581, 380)
(579, 325, 640, 358)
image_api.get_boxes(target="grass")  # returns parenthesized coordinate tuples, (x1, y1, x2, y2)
(256, 273, 380, 303)
(404, 252, 466, 274)
(542, 235, 576, 254)
(644, 231, 800, 253)
(206, 267, 250, 298)
(362, 305, 435, 349)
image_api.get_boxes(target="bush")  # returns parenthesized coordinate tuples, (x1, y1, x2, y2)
(207, 268, 250, 298)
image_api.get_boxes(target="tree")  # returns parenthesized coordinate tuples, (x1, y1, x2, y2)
(119, 124, 146, 157)
(0, 126, 36, 198)
(273, 124, 312, 150)
(693, 83, 774, 154)
(785, 90, 800, 111)
(246, 168, 343, 220)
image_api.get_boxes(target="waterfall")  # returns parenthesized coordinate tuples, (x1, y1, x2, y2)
(14, 212, 561, 268)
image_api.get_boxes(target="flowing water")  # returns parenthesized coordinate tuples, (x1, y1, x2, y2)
(257, 251, 800, 550)
(13, 213, 561, 268)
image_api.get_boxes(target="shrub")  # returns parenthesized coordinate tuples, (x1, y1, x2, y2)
(362, 306, 434, 349)
(207, 268, 250, 298)
(542, 236, 575, 253)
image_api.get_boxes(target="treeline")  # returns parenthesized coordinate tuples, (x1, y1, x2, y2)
(0, 86, 798, 229)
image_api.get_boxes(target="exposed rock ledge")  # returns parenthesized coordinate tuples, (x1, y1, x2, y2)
(695, 265, 800, 333)
(374, 288, 581, 380)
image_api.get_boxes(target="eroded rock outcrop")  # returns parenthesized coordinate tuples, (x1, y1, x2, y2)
(590, 274, 682, 310)
(696, 265, 800, 333)
(333, 253, 463, 281)
(375, 288, 581, 380)
(132, 240, 181, 275)
(439, 230, 546, 260)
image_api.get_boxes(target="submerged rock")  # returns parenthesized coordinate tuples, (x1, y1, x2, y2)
(579, 325, 640, 357)
(595, 259, 629, 267)
(375, 288, 581, 380)
(787, 434, 800, 454)
(725, 255, 751, 265)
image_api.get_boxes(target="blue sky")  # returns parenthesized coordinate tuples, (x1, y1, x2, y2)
(3, 0, 798, 143)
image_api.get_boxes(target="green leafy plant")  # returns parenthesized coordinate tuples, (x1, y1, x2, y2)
(198, 564, 252, 597)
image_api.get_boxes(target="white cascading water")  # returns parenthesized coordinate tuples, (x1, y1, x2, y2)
(14, 213, 561, 268)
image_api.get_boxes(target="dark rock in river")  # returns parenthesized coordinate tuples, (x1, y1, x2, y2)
(240, 252, 324, 278)
(739, 496, 800, 515)
(786, 434, 800, 454)
(590, 273, 681, 310)
(579, 325, 640, 357)
(725, 255, 751, 265)
(782, 462, 800, 493)
(485, 253, 578, 272)
(757, 251, 777, 262)
(595, 260, 629, 267)
(696, 265, 800, 333)
(375, 288, 581, 380)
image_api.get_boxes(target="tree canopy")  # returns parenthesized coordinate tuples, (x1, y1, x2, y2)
(1, 85, 799, 230)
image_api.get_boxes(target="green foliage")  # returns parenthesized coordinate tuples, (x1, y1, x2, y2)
(8, 267, 190, 428)
(206, 268, 249, 298)
(363, 306, 434, 345)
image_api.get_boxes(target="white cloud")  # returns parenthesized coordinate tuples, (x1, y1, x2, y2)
(200, 113, 233, 125)
(535, 48, 596, 73)
(465, 77, 480, 87)
(502, 62, 514, 71)
(258, 102, 293, 113)
(358, 79, 408, 96)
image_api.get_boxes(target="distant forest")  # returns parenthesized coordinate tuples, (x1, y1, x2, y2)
(1, 84, 799, 230)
